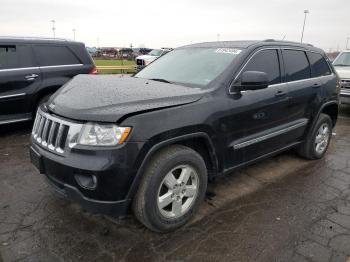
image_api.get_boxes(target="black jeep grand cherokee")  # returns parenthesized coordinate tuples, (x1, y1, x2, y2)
(30, 40, 339, 232)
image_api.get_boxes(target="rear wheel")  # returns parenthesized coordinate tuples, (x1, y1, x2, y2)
(297, 113, 333, 159)
(132, 145, 207, 232)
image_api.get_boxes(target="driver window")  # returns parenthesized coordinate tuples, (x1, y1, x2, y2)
(237, 49, 281, 86)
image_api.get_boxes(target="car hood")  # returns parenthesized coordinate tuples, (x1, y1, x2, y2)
(334, 66, 350, 79)
(48, 75, 206, 123)
(136, 55, 158, 61)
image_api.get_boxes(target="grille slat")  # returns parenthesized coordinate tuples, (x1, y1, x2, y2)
(55, 124, 65, 153)
(36, 117, 45, 142)
(41, 119, 51, 146)
(47, 122, 57, 148)
(31, 112, 70, 154)
(32, 114, 41, 137)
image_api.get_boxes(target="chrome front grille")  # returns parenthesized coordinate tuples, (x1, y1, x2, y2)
(340, 79, 350, 89)
(32, 111, 70, 154)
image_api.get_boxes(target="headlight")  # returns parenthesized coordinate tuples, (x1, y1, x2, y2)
(78, 123, 131, 146)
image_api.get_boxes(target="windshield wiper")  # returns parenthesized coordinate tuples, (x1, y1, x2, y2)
(149, 78, 172, 84)
(333, 64, 350, 66)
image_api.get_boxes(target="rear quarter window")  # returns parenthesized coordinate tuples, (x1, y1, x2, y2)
(307, 52, 332, 77)
(33, 45, 81, 66)
(283, 50, 311, 82)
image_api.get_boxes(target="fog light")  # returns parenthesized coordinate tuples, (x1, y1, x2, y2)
(74, 174, 97, 190)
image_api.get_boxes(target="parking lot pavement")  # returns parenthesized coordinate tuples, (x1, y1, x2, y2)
(0, 107, 350, 262)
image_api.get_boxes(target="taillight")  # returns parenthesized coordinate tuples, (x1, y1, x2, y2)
(89, 67, 97, 75)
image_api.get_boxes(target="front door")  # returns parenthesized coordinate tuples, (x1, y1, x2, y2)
(223, 48, 291, 168)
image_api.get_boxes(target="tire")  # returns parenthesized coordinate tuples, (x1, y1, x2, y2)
(297, 113, 333, 159)
(132, 145, 207, 232)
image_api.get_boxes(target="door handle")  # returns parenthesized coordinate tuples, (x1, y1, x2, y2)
(275, 90, 287, 97)
(25, 74, 39, 81)
(313, 83, 321, 88)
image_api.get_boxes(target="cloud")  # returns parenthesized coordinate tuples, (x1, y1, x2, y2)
(0, 0, 349, 51)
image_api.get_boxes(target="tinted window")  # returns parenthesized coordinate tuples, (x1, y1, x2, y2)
(0, 45, 35, 69)
(308, 52, 331, 77)
(240, 49, 281, 85)
(283, 50, 311, 81)
(34, 45, 80, 66)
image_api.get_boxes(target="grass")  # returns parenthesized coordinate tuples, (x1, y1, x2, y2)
(94, 59, 136, 74)
(94, 59, 136, 66)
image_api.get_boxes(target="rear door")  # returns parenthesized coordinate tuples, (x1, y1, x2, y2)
(0, 43, 41, 121)
(33, 44, 86, 81)
(282, 49, 329, 143)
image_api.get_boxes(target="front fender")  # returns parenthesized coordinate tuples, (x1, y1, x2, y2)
(125, 132, 217, 200)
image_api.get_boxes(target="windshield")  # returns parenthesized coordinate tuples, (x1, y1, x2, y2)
(135, 48, 242, 86)
(333, 52, 350, 66)
(148, 49, 163, 56)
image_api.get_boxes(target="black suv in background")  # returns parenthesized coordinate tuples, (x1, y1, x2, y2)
(0, 37, 96, 125)
(30, 40, 339, 232)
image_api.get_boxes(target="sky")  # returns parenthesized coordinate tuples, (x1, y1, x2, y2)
(0, 0, 349, 51)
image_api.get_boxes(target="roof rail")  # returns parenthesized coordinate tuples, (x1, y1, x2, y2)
(263, 39, 314, 47)
(0, 36, 68, 41)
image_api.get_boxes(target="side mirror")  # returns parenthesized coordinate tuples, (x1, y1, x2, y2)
(236, 71, 269, 92)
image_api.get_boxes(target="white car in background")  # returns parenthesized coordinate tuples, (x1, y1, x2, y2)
(136, 48, 172, 70)
(333, 51, 350, 105)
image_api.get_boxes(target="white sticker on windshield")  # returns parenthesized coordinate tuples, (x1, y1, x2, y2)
(215, 48, 242, 55)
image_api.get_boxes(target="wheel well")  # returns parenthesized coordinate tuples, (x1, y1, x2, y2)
(321, 104, 338, 127)
(174, 137, 217, 176)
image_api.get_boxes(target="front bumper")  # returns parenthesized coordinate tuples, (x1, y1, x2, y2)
(30, 109, 145, 217)
(340, 89, 350, 105)
(136, 65, 145, 71)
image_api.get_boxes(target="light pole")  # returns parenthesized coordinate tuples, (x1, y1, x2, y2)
(217, 34, 220, 41)
(72, 29, 76, 41)
(300, 10, 309, 43)
(346, 37, 349, 50)
(51, 20, 56, 38)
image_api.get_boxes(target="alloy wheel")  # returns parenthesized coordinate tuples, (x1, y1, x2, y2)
(157, 165, 199, 219)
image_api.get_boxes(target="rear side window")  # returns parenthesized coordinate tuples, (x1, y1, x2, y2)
(34, 45, 80, 66)
(0, 45, 35, 69)
(283, 50, 311, 82)
(307, 52, 331, 77)
(240, 49, 281, 85)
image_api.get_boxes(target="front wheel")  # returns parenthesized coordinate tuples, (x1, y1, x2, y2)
(132, 145, 207, 232)
(297, 113, 333, 159)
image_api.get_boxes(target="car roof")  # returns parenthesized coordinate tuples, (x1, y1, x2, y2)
(0, 36, 83, 46)
(180, 40, 324, 53)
